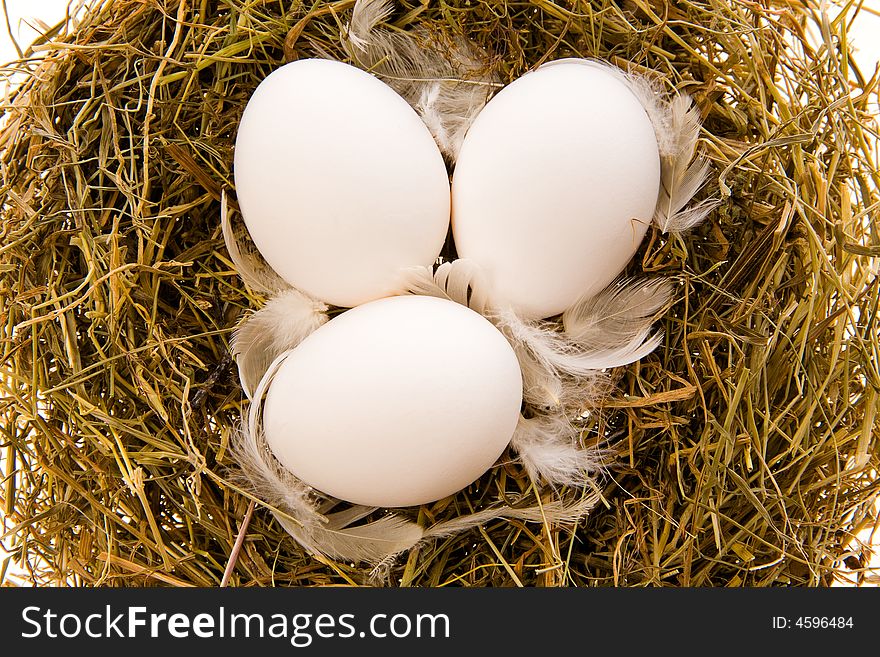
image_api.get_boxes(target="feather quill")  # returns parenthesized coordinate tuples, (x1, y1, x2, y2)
(343, 0, 499, 160)
(275, 512, 425, 564)
(231, 288, 328, 400)
(321, 503, 380, 528)
(220, 189, 289, 295)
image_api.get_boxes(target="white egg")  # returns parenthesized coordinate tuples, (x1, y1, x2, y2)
(262, 295, 523, 508)
(451, 59, 661, 319)
(234, 59, 450, 308)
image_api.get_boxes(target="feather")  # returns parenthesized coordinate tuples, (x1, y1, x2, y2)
(653, 98, 718, 233)
(394, 265, 444, 298)
(563, 277, 671, 347)
(396, 262, 576, 408)
(322, 503, 380, 528)
(345, 0, 395, 53)
(395, 261, 640, 398)
(562, 277, 672, 370)
(396, 262, 573, 405)
(622, 75, 718, 233)
(508, 334, 610, 412)
(275, 512, 425, 564)
(521, 367, 612, 415)
(422, 491, 601, 541)
(368, 490, 603, 581)
(395, 259, 491, 314)
(518, 355, 566, 410)
(414, 83, 447, 150)
(493, 309, 622, 375)
(510, 414, 605, 488)
(220, 189, 289, 295)
(343, 0, 499, 160)
(231, 287, 328, 400)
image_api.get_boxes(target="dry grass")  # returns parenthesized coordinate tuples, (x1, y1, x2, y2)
(1, 0, 878, 587)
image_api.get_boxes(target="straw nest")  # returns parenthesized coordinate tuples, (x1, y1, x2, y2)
(1, 0, 878, 587)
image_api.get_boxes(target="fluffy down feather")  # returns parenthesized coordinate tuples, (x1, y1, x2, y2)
(510, 414, 606, 488)
(231, 288, 328, 400)
(343, 0, 499, 160)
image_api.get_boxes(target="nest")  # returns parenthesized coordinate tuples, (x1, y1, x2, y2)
(1, 0, 878, 587)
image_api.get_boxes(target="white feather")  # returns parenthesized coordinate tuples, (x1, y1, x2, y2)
(653, 101, 718, 233)
(625, 76, 718, 233)
(518, 353, 565, 410)
(368, 490, 604, 581)
(395, 259, 491, 314)
(510, 414, 605, 488)
(564, 277, 671, 344)
(422, 491, 601, 541)
(396, 262, 576, 408)
(395, 262, 652, 400)
(275, 511, 425, 564)
(345, 0, 395, 53)
(231, 288, 328, 400)
(394, 264, 445, 299)
(343, 0, 499, 160)
(230, 353, 323, 533)
(562, 277, 672, 370)
(414, 83, 448, 151)
(322, 503, 379, 528)
(494, 308, 646, 375)
(369, 489, 604, 579)
(507, 332, 610, 412)
(221, 189, 289, 295)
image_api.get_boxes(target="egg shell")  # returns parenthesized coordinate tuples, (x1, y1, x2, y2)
(262, 295, 523, 508)
(234, 59, 451, 308)
(451, 59, 661, 318)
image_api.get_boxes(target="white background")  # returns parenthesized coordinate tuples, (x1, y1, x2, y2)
(0, 1, 878, 585)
